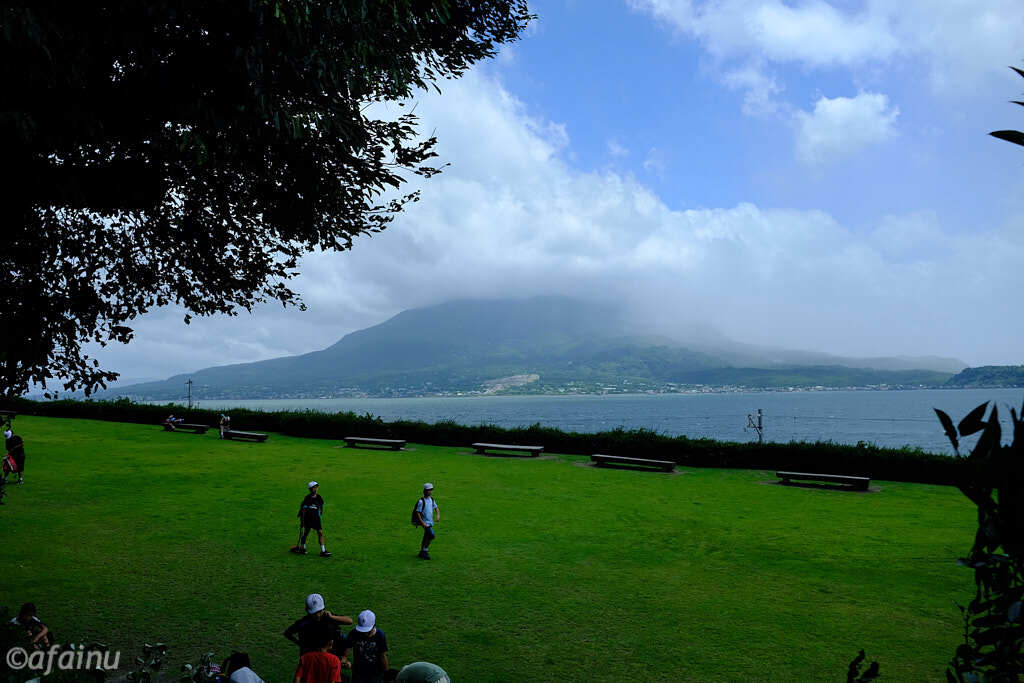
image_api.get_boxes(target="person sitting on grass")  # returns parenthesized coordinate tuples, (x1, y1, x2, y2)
(4, 429, 24, 485)
(10, 602, 52, 649)
(396, 662, 450, 683)
(164, 415, 184, 431)
(294, 631, 342, 683)
(341, 610, 389, 683)
(284, 593, 353, 657)
(222, 651, 265, 683)
(297, 481, 331, 557)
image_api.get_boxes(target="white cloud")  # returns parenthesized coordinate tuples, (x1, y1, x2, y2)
(90, 70, 1024, 383)
(630, 0, 1024, 91)
(794, 91, 899, 165)
(607, 139, 630, 158)
(722, 62, 784, 115)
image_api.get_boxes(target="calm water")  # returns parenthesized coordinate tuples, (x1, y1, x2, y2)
(197, 388, 1024, 455)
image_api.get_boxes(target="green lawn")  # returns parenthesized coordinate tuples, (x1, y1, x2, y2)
(2, 416, 975, 681)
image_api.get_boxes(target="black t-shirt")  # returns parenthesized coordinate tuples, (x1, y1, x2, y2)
(299, 493, 324, 522)
(285, 615, 342, 655)
(344, 628, 388, 681)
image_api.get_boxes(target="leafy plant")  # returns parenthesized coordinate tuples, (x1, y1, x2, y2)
(935, 400, 1024, 681)
(990, 67, 1024, 148)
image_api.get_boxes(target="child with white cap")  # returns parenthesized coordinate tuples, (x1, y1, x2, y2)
(297, 480, 330, 557)
(413, 483, 439, 560)
(283, 593, 353, 656)
(340, 609, 389, 683)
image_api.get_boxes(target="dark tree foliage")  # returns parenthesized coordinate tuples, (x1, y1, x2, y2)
(0, 1, 532, 397)
(990, 66, 1024, 148)
(935, 401, 1024, 681)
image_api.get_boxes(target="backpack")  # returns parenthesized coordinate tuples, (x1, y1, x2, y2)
(411, 497, 425, 526)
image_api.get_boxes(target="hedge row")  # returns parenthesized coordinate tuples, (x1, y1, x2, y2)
(2, 397, 965, 486)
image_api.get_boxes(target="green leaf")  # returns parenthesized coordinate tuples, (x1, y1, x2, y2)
(990, 130, 1024, 147)
(958, 402, 989, 437)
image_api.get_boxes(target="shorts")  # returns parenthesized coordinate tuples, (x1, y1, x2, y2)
(302, 514, 322, 531)
(421, 525, 435, 542)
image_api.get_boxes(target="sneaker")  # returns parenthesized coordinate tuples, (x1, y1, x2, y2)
(418, 550, 431, 560)
(298, 547, 308, 555)
(320, 550, 332, 558)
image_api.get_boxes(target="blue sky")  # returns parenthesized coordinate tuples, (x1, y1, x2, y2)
(92, 0, 1024, 386)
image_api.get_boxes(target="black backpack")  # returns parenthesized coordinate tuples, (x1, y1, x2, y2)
(411, 497, 424, 526)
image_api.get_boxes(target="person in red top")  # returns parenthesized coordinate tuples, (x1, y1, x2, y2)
(294, 631, 342, 683)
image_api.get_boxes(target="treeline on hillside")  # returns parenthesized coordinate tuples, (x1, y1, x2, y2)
(945, 364, 1024, 387)
(2, 397, 964, 486)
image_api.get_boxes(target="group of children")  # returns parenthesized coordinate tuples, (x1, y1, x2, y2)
(292, 481, 440, 560)
(285, 593, 449, 683)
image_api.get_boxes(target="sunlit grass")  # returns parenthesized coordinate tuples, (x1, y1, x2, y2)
(2, 416, 973, 681)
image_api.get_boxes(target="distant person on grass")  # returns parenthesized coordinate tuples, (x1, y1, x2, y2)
(284, 593, 353, 656)
(341, 610, 389, 683)
(4, 429, 25, 485)
(297, 481, 331, 557)
(294, 630, 342, 683)
(413, 483, 439, 560)
(219, 414, 231, 439)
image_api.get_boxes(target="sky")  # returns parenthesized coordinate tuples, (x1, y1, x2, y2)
(90, 0, 1024, 387)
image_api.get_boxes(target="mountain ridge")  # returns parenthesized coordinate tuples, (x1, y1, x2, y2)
(108, 296, 967, 399)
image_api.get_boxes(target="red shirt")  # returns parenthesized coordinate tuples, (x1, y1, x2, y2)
(295, 651, 341, 683)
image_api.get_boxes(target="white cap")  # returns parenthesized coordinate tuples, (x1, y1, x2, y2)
(308, 481, 318, 489)
(3, 430, 10, 440)
(305, 593, 325, 614)
(355, 609, 376, 632)
(423, 482, 434, 490)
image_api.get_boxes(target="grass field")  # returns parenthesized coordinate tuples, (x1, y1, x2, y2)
(2, 416, 976, 681)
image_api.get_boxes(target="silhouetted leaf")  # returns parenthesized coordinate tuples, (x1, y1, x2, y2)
(958, 403, 989, 437)
(1012, 66, 1024, 79)
(990, 130, 1024, 147)
(936, 408, 959, 451)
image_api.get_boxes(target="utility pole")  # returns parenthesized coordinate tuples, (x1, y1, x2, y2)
(746, 408, 763, 443)
(186, 378, 193, 409)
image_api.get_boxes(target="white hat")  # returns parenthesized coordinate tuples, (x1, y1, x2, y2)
(308, 481, 318, 489)
(423, 482, 434, 490)
(3, 430, 10, 440)
(305, 593, 325, 614)
(355, 609, 376, 632)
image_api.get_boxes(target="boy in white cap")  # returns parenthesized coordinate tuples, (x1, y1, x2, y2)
(340, 610, 389, 683)
(413, 483, 439, 560)
(283, 593, 353, 656)
(297, 481, 330, 557)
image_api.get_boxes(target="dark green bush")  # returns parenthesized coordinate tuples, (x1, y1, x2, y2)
(2, 397, 964, 485)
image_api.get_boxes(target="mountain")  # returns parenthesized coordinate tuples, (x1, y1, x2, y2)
(946, 365, 1024, 388)
(111, 296, 963, 399)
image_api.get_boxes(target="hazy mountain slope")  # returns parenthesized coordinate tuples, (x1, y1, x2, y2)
(112, 297, 962, 399)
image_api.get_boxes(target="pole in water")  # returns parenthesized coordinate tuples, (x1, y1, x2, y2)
(746, 409, 764, 443)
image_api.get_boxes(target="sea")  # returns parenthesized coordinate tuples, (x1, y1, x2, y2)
(195, 388, 1024, 455)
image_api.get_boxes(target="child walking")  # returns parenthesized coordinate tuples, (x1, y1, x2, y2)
(297, 481, 331, 557)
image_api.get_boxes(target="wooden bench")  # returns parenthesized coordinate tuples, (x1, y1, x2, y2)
(163, 422, 209, 434)
(223, 429, 269, 442)
(591, 454, 675, 472)
(776, 471, 870, 490)
(344, 436, 406, 450)
(472, 442, 544, 456)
